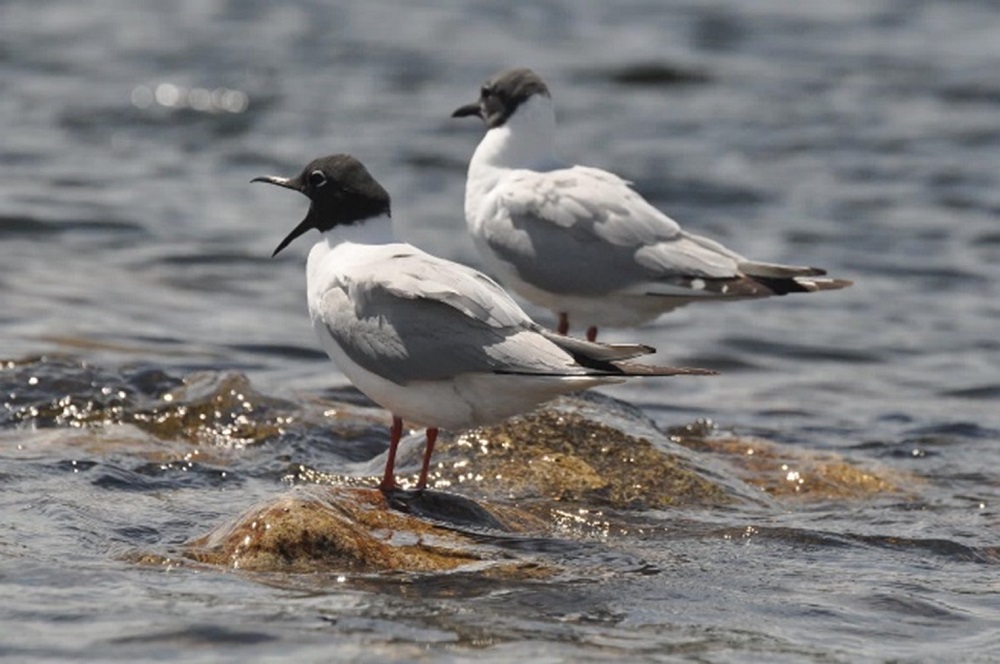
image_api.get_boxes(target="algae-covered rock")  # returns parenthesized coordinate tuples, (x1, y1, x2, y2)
(1, 356, 295, 448)
(186, 486, 550, 576)
(290, 393, 902, 512)
(669, 420, 905, 501)
(128, 371, 289, 447)
(433, 408, 733, 510)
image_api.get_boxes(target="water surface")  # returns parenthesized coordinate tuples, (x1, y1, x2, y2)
(2, 1, 999, 661)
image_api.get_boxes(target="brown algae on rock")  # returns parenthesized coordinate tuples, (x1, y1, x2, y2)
(432, 408, 732, 510)
(186, 486, 549, 577)
(669, 421, 906, 500)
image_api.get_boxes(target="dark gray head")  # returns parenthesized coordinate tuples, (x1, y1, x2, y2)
(451, 67, 551, 129)
(252, 154, 391, 256)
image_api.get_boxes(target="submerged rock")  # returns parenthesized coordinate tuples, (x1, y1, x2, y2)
(129, 371, 292, 448)
(0, 356, 294, 448)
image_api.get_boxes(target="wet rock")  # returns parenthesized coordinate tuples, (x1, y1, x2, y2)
(354, 395, 901, 509)
(669, 421, 905, 500)
(186, 486, 550, 576)
(128, 371, 292, 447)
(0, 356, 294, 448)
(441, 411, 731, 509)
(402, 395, 738, 510)
(386, 489, 512, 531)
(1, 355, 155, 429)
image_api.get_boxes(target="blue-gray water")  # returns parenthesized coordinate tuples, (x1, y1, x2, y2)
(2, 1, 999, 661)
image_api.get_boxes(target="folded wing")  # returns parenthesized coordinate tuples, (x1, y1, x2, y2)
(481, 165, 850, 299)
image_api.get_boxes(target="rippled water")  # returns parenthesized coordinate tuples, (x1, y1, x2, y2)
(2, 1, 999, 661)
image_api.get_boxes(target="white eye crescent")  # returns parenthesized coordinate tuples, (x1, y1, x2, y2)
(308, 170, 327, 188)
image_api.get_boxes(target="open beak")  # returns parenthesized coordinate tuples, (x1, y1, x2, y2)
(251, 175, 312, 257)
(451, 101, 482, 119)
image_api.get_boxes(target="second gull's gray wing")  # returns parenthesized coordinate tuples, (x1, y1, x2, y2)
(482, 166, 744, 296)
(482, 166, 836, 298)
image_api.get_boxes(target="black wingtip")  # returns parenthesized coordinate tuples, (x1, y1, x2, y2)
(613, 362, 718, 377)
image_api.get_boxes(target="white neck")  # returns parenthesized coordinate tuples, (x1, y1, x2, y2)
(305, 214, 397, 304)
(470, 94, 558, 171)
(323, 213, 395, 246)
(464, 95, 560, 226)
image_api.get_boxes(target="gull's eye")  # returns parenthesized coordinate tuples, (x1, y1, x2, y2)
(308, 170, 327, 188)
(308, 170, 326, 187)
(481, 85, 492, 99)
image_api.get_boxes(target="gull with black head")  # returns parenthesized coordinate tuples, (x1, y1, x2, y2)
(253, 154, 714, 493)
(453, 67, 852, 341)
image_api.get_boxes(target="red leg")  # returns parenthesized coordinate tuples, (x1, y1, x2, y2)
(378, 416, 403, 492)
(557, 312, 569, 336)
(416, 427, 439, 490)
(586, 326, 598, 342)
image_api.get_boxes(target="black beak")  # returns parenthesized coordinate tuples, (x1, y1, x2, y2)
(251, 174, 299, 190)
(251, 175, 312, 257)
(451, 101, 482, 119)
(269, 217, 313, 257)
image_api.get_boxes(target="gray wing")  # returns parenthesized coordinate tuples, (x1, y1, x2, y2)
(315, 248, 607, 385)
(483, 166, 824, 297)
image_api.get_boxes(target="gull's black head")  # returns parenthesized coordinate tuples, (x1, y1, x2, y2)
(451, 67, 550, 130)
(252, 154, 391, 256)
